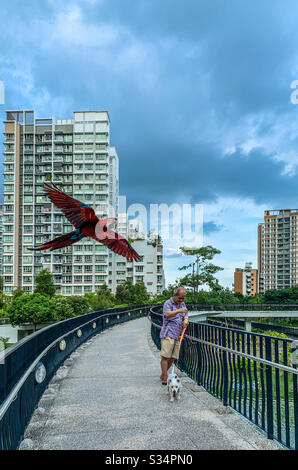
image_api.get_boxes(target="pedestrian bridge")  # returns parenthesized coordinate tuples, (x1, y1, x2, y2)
(0, 305, 296, 450)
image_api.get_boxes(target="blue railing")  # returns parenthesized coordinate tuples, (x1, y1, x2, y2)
(0, 304, 152, 450)
(150, 306, 298, 450)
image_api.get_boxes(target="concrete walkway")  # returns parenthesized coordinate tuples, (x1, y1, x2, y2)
(20, 317, 283, 450)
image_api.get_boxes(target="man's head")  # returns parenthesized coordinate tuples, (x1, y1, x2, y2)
(173, 287, 186, 303)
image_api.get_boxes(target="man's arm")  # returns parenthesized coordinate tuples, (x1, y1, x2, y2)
(165, 308, 187, 319)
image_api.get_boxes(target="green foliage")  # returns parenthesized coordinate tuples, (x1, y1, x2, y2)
(0, 336, 10, 349)
(263, 286, 298, 303)
(150, 283, 180, 304)
(0, 308, 6, 318)
(34, 269, 56, 297)
(0, 292, 10, 310)
(252, 328, 289, 339)
(84, 284, 116, 310)
(6, 293, 55, 329)
(53, 297, 75, 321)
(116, 280, 150, 305)
(12, 286, 26, 299)
(179, 245, 224, 302)
(0, 276, 3, 293)
(65, 296, 90, 316)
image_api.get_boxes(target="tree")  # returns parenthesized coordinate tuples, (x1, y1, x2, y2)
(85, 284, 116, 310)
(65, 296, 90, 316)
(263, 286, 298, 304)
(179, 245, 224, 302)
(34, 269, 56, 297)
(6, 293, 55, 330)
(115, 280, 150, 305)
(12, 286, 26, 299)
(53, 296, 75, 321)
(115, 283, 130, 305)
(132, 281, 150, 304)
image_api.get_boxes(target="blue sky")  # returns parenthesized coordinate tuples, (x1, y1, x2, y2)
(1, 0, 298, 288)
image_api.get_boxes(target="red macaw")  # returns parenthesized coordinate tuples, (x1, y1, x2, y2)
(29, 183, 141, 262)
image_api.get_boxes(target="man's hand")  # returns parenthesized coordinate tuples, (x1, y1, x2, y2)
(179, 307, 188, 314)
(183, 317, 189, 327)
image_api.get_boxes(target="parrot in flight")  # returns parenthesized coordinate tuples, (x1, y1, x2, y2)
(29, 183, 141, 262)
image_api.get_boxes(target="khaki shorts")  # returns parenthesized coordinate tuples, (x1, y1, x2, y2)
(160, 336, 180, 359)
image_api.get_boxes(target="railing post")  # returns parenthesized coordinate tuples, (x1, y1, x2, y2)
(265, 336, 274, 439)
(291, 341, 298, 450)
(195, 323, 202, 385)
(221, 328, 228, 406)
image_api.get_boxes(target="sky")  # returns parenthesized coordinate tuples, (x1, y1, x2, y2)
(1, 0, 298, 288)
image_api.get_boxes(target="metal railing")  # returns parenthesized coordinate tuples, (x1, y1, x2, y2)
(0, 304, 152, 450)
(150, 306, 298, 450)
(186, 302, 298, 311)
(208, 318, 298, 338)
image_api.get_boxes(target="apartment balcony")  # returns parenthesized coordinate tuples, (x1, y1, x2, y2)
(52, 175, 63, 182)
(53, 268, 63, 275)
(53, 166, 63, 173)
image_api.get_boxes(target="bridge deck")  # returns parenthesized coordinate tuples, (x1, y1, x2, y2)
(20, 317, 282, 450)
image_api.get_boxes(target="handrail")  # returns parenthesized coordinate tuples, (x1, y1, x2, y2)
(150, 306, 298, 450)
(152, 307, 294, 342)
(150, 318, 298, 375)
(0, 304, 152, 450)
(0, 304, 153, 360)
(0, 310, 121, 420)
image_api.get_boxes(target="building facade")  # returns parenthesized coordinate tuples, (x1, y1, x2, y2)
(2, 110, 118, 295)
(258, 209, 298, 292)
(258, 209, 298, 293)
(233, 262, 258, 296)
(110, 213, 166, 296)
(0, 205, 3, 277)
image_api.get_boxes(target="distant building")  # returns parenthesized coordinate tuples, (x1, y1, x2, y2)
(233, 262, 258, 296)
(258, 209, 298, 293)
(111, 213, 165, 296)
(0, 205, 3, 277)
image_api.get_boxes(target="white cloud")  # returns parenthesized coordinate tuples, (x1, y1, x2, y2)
(163, 196, 266, 289)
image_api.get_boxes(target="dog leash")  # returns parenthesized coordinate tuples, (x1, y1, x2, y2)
(175, 325, 187, 375)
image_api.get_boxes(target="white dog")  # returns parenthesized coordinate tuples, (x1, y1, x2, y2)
(167, 364, 182, 402)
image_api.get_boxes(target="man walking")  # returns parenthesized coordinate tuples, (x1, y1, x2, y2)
(160, 287, 189, 384)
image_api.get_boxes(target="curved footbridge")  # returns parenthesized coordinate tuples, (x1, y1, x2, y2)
(20, 317, 282, 450)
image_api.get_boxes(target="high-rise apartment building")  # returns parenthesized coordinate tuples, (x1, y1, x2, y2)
(233, 262, 258, 296)
(258, 209, 298, 293)
(111, 212, 166, 296)
(0, 205, 3, 277)
(2, 110, 118, 295)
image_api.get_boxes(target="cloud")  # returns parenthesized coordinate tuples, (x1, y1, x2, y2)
(2, 0, 298, 288)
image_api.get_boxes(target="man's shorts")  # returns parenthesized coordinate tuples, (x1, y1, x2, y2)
(160, 336, 180, 359)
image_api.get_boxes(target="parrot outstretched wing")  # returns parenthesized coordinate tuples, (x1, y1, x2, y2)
(43, 182, 99, 229)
